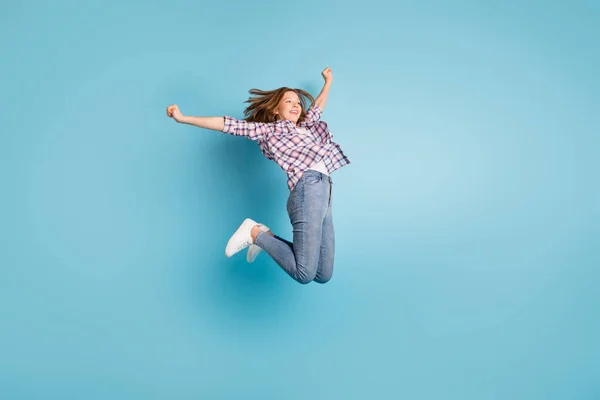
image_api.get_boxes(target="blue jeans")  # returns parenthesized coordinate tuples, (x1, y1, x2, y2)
(255, 170, 335, 284)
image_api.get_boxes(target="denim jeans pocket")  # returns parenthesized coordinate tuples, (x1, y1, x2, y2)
(302, 172, 322, 185)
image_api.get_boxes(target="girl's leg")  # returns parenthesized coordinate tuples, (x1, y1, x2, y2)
(314, 202, 335, 284)
(255, 171, 329, 284)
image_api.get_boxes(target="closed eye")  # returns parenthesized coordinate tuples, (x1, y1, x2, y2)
(286, 99, 301, 107)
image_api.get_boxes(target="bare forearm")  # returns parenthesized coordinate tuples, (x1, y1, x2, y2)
(179, 116, 225, 131)
(314, 81, 332, 111)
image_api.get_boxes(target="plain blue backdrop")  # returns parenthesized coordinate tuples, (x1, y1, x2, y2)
(1, 0, 599, 399)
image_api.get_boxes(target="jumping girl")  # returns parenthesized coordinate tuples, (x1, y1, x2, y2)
(166, 67, 350, 284)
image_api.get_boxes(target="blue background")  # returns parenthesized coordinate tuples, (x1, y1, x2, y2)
(1, 0, 599, 399)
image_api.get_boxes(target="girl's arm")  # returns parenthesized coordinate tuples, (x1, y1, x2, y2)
(180, 116, 224, 130)
(167, 105, 224, 130)
(313, 67, 333, 111)
(166, 104, 270, 140)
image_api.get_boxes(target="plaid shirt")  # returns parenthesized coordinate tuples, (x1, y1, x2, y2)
(222, 105, 351, 191)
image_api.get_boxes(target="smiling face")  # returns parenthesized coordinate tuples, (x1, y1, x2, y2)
(274, 91, 302, 124)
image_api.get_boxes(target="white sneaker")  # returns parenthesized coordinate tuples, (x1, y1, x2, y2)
(246, 224, 270, 263)
(225, 218, 259, 258)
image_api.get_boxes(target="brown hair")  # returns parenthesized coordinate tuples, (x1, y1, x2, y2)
(243, 87, 315, 123)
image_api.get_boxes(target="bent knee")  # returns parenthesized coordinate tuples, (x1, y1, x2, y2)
(295, 266, 317, 284)
(296, 276, 313, 284)
(313, 274, 333, 284)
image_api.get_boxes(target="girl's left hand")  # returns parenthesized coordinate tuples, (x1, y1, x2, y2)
(321, 67, 333, 83)
(166, 104, 185, 123)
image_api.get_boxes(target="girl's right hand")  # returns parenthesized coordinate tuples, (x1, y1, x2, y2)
(321, 67, 333, 83)
(166, 104, 185, 123)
